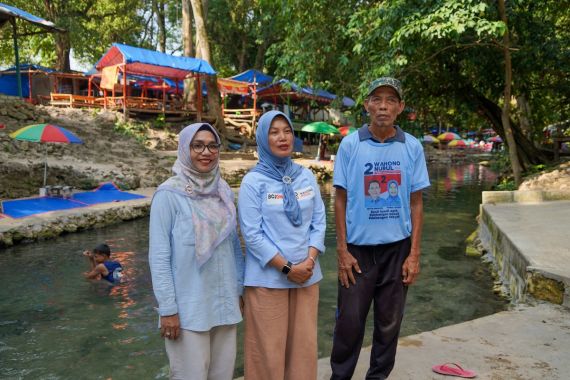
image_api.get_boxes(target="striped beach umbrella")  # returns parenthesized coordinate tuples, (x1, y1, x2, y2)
(10, 123, 83, 143)
(10, 124, 83, 186)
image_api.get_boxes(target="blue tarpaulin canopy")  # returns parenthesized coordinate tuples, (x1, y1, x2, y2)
(0, 64, 54, 97)
(95, 43, 216, 80)
(256, 79, 355, 107)
(228, 69, 355, 108)
(230, 69, 274, 86)
(0, 3, 62, 30)
(0, 2, 64, 97)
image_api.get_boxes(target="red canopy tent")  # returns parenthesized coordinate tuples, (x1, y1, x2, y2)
(94, 43, 216, 117)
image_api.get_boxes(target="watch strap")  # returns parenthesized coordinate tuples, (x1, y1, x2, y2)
(281, 261, 293, 275)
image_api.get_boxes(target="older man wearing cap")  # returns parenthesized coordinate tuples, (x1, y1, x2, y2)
(330, 77, 430, 379)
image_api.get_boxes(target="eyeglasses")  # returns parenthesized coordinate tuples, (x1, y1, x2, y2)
(190, 143, 221, 153)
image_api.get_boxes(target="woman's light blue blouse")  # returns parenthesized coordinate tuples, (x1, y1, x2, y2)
(149, 190, 244, 332)
(238, 167, 326, 288)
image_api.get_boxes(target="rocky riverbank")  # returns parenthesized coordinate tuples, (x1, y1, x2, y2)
(2, 94, 569, 248)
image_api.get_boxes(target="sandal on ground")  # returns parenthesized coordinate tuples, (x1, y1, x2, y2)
(432, 363, 476, 378)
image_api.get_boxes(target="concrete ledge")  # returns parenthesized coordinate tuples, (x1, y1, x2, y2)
(478, 201, 570, 306)
(482, 190, 570, 204)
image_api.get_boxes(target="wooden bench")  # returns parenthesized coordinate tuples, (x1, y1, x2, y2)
(50, 93, 73, 107)
(50, 93, 98, 108)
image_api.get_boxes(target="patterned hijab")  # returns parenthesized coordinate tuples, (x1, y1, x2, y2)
(156, 123, 236, 267)
(251, 110, 303, 226)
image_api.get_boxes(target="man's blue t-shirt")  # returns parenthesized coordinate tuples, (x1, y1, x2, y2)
(333, 125, 430, 245)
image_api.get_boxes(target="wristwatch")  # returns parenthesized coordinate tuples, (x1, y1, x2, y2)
(281, 261, 293, 275)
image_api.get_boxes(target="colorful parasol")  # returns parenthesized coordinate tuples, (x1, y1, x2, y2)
(437, 132, 462, 142)
(422, 135, 438, 144)
(10, 123, 83, 144)
(338, 126, 357, 136)
(489, 135, 503, 143)
(10, 124, 83, 186)
(301, 121, 341, 135)
(448, 139, 467, 148)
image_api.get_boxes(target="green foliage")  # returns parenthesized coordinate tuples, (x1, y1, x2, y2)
(494, 177, 517, 191)
(527, 164, 547, 175)
(0, 0, 145, 68)
(155, 114, 167, 129)
(77, 178, 100, 190)
(489, 151, 512, 174)
(114, 119, 148, 144)
(327, 141, 340, 155)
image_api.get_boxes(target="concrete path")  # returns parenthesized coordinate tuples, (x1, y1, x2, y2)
(310, 198, 570, 380)
(315, 302, 569, 380)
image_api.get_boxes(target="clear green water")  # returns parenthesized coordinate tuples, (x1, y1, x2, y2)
(0, 163, 507, 379)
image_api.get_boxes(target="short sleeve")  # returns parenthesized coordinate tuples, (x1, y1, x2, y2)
(333, 138, 351, 190)
(411, 143, 430, 192)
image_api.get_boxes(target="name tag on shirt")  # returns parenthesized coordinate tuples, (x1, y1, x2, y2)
(266, 186, 315, 205)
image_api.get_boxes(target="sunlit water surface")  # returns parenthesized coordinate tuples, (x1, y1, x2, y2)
(0, 163, 507, 379)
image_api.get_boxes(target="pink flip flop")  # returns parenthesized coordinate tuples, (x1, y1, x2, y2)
(432, 363, 476, 378)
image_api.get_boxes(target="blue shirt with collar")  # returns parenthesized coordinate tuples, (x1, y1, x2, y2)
(238, 167, 326, 288)
(333, 124, 430, 245)
(149, 190, 244, 332)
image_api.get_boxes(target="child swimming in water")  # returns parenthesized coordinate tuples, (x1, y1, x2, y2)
(83, 243, 123, 284)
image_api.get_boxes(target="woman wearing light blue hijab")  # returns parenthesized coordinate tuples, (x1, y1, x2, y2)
(149, 123, 244, 380)
(238, 110, 326, 380)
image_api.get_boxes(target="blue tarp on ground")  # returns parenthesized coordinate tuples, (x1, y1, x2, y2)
(72, 183, 145, 205)
(2, 197, 86, 218)
(0, 183, 146, 218)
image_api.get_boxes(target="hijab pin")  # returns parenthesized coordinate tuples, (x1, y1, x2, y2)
(185, 184, 194, 194)
(282, 176, 292, 184)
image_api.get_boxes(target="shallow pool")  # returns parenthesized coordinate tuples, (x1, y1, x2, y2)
(0, 163, 507, 378)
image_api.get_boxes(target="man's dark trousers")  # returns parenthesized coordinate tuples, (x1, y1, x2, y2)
(330, 237, 411, 380)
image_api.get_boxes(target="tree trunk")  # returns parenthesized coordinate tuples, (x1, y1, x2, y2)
(238, 35, 248, 72)
(254, 38, 270, 70)
(517, 93, 532, 141)
(182, 0, 193, 57)
(43, 0, 70, 71)
(460, 87, 548, 166)
(190, 0, 226, 135)
(54, 31, 71, 71)
(153, 0, 167, 52)
(182, 0, 196, 106)
(498, 0, 522, 186)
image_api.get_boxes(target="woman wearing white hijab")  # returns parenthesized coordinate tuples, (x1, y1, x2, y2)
(238, 111, 326, 380)
(149, 123, 244, 380)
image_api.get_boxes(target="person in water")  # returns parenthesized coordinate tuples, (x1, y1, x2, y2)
(83, 243, 123, 284)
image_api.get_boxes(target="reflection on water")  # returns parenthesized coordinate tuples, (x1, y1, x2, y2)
(0, 163, 506, 378)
